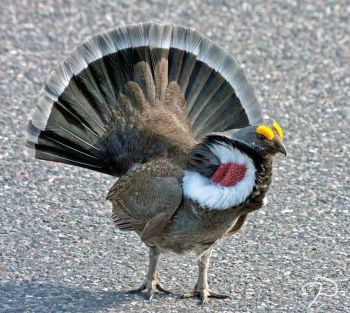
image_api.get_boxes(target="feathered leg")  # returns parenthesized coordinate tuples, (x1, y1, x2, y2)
(126, 246, 171, 300)
(181, 246, 230, 304)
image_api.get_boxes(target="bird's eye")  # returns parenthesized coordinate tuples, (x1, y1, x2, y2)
(257, 134, 266, 141)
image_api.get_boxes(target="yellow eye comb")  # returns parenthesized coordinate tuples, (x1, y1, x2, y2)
(256, 125, 274, 140)
(272, 122, 283, 138)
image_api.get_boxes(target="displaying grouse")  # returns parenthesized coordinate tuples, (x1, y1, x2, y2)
(26, 23, 286, 304)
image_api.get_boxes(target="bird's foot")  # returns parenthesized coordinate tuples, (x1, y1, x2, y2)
(180, 288, 230, 304)
(126, 277, 171, 300)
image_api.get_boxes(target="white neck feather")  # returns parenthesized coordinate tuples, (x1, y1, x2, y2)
(183, 144, 256, 210)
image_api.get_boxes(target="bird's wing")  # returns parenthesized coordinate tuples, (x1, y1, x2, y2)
(107, 159, 183, 239)
(225, 214, 247, 237)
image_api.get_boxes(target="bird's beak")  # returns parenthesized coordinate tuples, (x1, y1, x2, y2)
(277, 143, 287, 156)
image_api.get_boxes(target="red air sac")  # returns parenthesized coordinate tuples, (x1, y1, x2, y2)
(211, 163, 247, 187)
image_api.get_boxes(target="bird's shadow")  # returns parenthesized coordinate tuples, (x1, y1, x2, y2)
(1, 281, 167, 312)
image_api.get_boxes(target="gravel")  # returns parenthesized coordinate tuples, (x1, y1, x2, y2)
(0, 0, 349, 312)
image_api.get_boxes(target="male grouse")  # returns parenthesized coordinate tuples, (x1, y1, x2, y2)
(26, 23, 286, 304)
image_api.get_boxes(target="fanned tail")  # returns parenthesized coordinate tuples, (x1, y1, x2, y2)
(26, 23, 262, 176)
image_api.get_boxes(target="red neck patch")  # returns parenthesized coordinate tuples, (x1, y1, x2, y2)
(211, 163, 247, 187)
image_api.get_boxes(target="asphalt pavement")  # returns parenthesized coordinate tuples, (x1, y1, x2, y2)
(0, 1, 349, 312)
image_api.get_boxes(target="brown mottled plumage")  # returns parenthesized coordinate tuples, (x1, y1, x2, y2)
(26, 23, 286, 304)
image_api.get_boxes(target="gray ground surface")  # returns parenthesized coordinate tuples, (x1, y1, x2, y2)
(1, 0, 349, 312)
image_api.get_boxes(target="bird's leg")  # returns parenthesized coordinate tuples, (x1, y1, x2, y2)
(181, 247, 230, 304)
(126, 246, 171, 300)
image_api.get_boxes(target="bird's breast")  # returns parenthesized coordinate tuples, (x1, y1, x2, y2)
(182, 161, 256, 210)
(211, 162, 247, 187)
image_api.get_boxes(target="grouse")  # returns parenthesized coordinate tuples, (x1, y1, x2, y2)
(26, 23, 286, 304)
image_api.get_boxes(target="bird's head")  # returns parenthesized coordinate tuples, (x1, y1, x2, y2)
(223, 122, 287, 158)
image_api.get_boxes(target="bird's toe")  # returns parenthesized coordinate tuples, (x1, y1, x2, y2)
(207, 290, 231, 299)
(147, 288, 155, 301)
(180, 288, 231, 304)
(199, 289, 210, 304)
(126, 278, 171, 300)
(179, 290, 197, 298)
(156, 283, 172, 294)
(125, 283, 146, 294)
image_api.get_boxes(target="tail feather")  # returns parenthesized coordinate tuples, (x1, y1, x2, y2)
(154, 59, 168, 100)
(185, 62, 214, 111)
(134, 62, 155, 101)
(27, 23, 262, 176)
